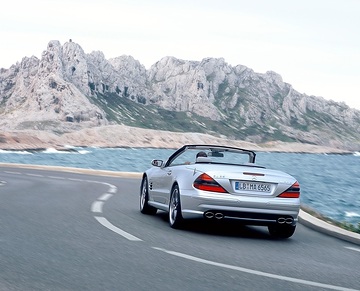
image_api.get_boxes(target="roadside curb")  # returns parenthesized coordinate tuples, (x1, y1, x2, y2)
(298, 209, 360, 245)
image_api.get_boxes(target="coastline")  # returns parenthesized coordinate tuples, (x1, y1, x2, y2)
(0, 125, 353, 154)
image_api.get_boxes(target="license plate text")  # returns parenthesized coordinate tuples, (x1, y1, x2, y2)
(235, 181, 271, 192)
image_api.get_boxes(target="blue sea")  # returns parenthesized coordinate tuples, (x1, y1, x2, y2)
(1, 146, 359, 225)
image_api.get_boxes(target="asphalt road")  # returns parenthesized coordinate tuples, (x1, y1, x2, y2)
(0, 165, 359, 291)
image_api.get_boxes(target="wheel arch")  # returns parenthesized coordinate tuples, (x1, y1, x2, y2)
(171, 181, 179, 192)
(140, 173, 148, 190)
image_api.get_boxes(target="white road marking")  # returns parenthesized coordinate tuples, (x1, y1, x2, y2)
(98, 193, 113, 201)
(91, 201, 104, 213)
(4, 171, 21, 175)
(108, 186, 117, 194)
(94, 216, 142, 241)
(86, 179, 98, 183)
(153, 247, 358, 291)
(345, 246, 360, 253)
(26, 173, 43, 177)
(47, 176, 65, 180)
(68, 178, 83, 182)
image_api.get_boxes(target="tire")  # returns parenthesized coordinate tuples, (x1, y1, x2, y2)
(169, 184, 183, 229)
(268, 224, 296, 239)
(140, 176, 157, 215)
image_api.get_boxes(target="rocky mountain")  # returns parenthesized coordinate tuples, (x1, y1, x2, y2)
(1, 40, 359, 150)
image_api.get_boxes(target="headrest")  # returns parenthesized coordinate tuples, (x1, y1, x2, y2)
(196, 157, 212, 163)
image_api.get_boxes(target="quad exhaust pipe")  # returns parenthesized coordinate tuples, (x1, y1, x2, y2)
(204, 211, 224, 220)
(215, 213, 224, 219)
(204, 211, 214, 219)
(204, 212, 293, 224)
(277, 217, 294, 224)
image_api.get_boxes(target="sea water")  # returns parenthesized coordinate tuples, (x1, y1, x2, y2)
(0, 147, 359, 225)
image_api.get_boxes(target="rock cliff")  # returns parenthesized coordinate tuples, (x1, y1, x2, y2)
(1, 40, 359, 151)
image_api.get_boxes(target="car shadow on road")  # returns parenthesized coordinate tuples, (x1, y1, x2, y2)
(157, 212, 283, 241)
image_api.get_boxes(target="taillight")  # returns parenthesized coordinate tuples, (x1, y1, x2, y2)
(278, 181, 300, 198)
(193, 173, 228, 193)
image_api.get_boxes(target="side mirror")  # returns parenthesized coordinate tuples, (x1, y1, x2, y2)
(151, 159, 163, 167)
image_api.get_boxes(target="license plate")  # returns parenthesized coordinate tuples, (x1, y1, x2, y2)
(235, 181, 271, 193)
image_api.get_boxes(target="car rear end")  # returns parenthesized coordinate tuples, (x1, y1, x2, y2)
(180, 164, 300, 228)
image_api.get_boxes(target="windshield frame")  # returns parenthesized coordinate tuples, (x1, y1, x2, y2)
(164, 144, 257, 167)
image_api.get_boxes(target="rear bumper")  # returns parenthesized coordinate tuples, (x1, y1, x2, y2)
(180, 189, 300, 225)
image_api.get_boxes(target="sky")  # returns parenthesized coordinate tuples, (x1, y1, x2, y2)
(1, 0, 359, 109)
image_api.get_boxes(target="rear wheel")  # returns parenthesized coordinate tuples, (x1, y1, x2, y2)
(169, 184, 183, 228)
(268, 224, 296, 238)
(140, 176, 157, 215)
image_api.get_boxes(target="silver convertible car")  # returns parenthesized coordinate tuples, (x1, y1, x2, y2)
(140, 145, 300, 238)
